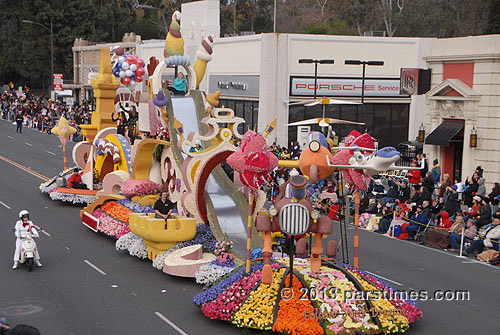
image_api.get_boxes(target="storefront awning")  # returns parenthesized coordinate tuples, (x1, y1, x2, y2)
(425, 120, 464, 146)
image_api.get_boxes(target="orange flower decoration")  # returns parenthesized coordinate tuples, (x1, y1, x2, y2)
(101, 201, 132, 223)
(273, 273, 324, 335)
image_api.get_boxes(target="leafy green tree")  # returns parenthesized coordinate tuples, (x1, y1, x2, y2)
(305, 18, 358, 35)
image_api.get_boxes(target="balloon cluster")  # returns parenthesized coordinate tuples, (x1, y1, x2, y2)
(112, 47, 146, 86)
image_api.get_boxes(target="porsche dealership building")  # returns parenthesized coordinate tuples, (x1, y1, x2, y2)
(68, 0, 500, 186)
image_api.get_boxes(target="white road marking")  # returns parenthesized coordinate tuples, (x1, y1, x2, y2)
(0, 200, 11, 209)
(155, 312, 188, 335)
(25, 142, 32, 146)
(84, 259, 107, 276)
(33, 225, 51, 236)
(46, 151, 56, 156)
(7, 135, 13, 139)
(365, 270, 404, 287)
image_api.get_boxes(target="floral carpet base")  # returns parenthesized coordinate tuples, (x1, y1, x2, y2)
(49, 191, 95, 204)
(193, 258, 422, 335)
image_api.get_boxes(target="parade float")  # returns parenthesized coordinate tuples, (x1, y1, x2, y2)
(38, 9, 422, 335)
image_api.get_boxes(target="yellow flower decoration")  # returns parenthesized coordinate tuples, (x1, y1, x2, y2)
(51, 116, 77, 137)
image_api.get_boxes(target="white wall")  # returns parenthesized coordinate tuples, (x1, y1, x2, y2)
(181, 0, 220, 90)
(408, 38, 433, 142)
(181, 0, 220, 64)
(288, 34, 421, 77)
(208, 35, 263, 75)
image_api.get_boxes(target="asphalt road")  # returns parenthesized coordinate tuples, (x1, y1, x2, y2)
(0, 119, 499, 335)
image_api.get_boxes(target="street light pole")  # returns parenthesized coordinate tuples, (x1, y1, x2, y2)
(344, 59, 384, 269)
(273, 0, 277, 33)
(298, 59, 335, 100)
(314, 61, 318, 99)
(361, 62, 366, 105)
(50, 18, 54, 93)
(22, 19, 54, 95)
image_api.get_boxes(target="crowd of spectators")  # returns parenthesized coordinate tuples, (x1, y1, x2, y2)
(4, 90, 498, 264)
(266, 145, 500, 264)
(356, 159, 499, 263)
(1, 91, 93, 140)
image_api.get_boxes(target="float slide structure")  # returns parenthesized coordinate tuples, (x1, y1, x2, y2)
(165, 91, 256, 257)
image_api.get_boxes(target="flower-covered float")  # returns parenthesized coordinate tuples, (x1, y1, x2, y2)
(73, 8, 249, 282)
(192, 165, 422, 335)
(54, 8, 423, 335)
(193, 258, 422, 335)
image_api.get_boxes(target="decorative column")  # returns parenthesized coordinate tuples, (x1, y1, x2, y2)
(80, 47, 120, 143)
(428, 100, 441, 165)
(462, 100, 479, 182)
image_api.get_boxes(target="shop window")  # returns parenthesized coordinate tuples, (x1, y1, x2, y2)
(358, 104, 374, 134)
(288, 103, 408, 147)
(219, 99, 258, 135)
(391, 104, 409, 147)
(252, 102, 259, 133)
(373, 104, 392, 146)
(244, 101, 253, 130)
(338, 104, 362, 137)
(288, 105, 305, 144)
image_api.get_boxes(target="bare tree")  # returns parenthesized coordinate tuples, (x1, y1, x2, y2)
(315, 0, 329, 23)
(377, 0, 407, 37)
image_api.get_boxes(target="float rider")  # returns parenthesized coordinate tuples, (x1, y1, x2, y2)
(167, 72, 187, 96)
(153, 191, 176, 221)
(13, 210, 42, 269)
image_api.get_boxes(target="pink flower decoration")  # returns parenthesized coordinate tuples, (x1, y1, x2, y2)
(227, 130, 278, 190)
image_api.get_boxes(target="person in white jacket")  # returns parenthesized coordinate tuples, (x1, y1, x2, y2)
(464, 218, 500, 256)
(13, 210, 42, 269)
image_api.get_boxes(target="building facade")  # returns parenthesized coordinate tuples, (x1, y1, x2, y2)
(67, 0, 500, 187)
(423, 35, 500, 186)
(204, 34, 431, 149)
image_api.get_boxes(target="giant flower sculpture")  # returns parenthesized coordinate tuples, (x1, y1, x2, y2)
(51, 116, 77, 170)
(227, 130, 278, 272)
(227, 130, 278, 191)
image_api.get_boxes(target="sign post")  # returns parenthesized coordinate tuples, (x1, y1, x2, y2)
(53, 73, 63, 93)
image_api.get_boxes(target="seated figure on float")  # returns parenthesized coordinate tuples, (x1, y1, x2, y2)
(167, 72, 187, 96)
(68, 167, 88, 190)
(154, 190, 177, 221)
(256, 174, 333, 284)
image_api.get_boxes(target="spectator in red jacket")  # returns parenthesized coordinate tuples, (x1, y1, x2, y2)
(438, 210, 453, 230)
(408, 160, 421, 185)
